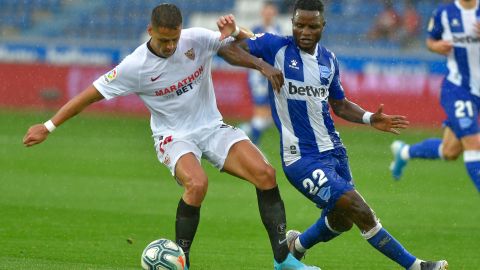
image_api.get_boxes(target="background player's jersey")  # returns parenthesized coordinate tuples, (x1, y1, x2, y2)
(94, 28, 229, 137)
(246, 33, 345, 166)
(247, 24, 282, 105)
(428, 1, 480, 96)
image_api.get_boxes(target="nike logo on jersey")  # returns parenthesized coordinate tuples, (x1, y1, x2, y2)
(151, 74, 162, 82)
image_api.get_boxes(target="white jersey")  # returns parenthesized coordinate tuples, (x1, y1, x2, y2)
(93, 28, 230, 137)
(428, 1, 480, 96)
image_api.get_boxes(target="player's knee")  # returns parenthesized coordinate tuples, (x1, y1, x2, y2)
(331, 218, 353, 232)
(336, 191, 376, 229)
(183, 175, 209, 202)
(327, 212, 353, 232)
(442, 148, 461, 160)
(253, 163, 277, 190)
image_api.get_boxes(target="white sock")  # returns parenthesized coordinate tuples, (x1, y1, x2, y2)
(408, 259, 423, 270)
(401, 145, 410, 160)
(294, 238, 307, 252)
(251, 116, 272, 131)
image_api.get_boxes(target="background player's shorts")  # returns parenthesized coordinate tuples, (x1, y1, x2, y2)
(441, 80, 480, 138)
(282, 147, 354, 215)
(248, 70, 270, 106)
(154, 123, 249, 177)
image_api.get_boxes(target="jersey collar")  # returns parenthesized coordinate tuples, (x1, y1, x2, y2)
(146, 39, 172, 59)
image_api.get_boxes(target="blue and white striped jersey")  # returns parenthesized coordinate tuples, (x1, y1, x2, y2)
(246, 33, 345, 165)
(428, 1, 480, 96)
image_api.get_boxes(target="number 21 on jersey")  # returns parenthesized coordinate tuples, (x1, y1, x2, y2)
(455, 100, 474, 118)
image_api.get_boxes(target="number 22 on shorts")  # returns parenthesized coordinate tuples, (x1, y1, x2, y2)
(302, 169, 328, 196)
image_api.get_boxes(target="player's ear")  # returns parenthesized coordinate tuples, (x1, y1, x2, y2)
(147, 24, 153, 36)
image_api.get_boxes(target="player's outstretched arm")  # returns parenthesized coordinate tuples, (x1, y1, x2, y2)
(23, 85, 104, 147)
(216, 14, 254, 41)
(329, 98, 409, 135)
(218, 41, 284, 91)
(370, 104, 409, 135)
(426, 38, 452, 56)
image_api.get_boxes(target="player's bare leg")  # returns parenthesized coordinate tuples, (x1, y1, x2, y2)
(223, 140, 320, 269)
(390, 127, 461, 180)
(441, 127, 462, 160)
(336, 190, 446, 270)
(289, 190, 447, 269)
(174, 153, 209, 268)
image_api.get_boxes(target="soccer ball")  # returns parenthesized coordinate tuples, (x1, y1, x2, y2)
(141, 238, 187, 270)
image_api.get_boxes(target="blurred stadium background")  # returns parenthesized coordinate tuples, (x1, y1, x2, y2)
(0, 0, 447, 124)
(1, 0, 479, 269)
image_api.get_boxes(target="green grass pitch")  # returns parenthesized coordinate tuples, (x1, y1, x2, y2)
(1, 109, 478, 269)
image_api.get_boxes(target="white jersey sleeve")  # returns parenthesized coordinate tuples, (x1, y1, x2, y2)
(93, 54, 141, 100)
(188, 27, 233, 54)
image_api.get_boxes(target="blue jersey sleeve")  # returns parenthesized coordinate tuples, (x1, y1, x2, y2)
(246, 33, 288, 66)
(428, 7, 444, 40)
(328, 55, 345, 100)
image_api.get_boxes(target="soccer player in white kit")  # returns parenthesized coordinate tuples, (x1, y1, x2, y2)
(390, 0, 480, 193)
(22, 4, 320, 270)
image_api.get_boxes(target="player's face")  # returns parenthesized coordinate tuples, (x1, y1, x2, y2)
(148, 25, 181, 58)
(292, 9, 326, 54)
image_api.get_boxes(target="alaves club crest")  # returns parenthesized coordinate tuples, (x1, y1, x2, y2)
(184, 48, 195, 60)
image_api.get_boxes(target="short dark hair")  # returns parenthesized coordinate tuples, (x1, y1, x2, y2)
(151, 3, 182, 29)
(293, 0, 324, 15)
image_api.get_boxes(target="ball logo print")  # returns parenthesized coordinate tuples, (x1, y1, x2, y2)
(141, 239, 186, 270)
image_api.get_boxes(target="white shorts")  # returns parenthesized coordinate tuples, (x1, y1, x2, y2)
(153, 123, 250, 176)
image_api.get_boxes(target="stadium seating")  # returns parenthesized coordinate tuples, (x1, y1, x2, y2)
(0, 0, 440, 51)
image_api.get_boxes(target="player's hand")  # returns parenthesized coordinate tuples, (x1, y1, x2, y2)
(370, 104, 409, 135)
(475, 21, 480, 36)
(23, 124, 50, 147)
(259, 64, 284, 92)
(217, 14, 236, 41)
(433, 40, 453, 55)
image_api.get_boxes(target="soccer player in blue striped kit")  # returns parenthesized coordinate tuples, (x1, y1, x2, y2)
(390, 0, 480, 193)
(220, 0, 448, 269)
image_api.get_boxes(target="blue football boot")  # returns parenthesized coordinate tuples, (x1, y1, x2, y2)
(274, 253, 321, 270)
(390, 140, 408, 180)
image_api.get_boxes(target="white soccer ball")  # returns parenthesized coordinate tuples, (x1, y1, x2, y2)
(141, 238, 187, 270)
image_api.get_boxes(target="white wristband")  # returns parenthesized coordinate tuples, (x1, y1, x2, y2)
(44, 120, 56, 132)
(362, 112, 373, 125)
(231, 26, 240, 37)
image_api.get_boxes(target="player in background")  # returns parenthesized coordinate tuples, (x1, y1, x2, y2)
(22, 4, 320, 270)
(219, 0, 448, 269)
(240, 1, 282, 145)
(390, 0, 480, 192)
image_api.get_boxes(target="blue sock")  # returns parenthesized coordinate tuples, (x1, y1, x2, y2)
(250, 126, 262, 145)
(364, 225, 416, 269)
(464, 151, 480, 192)
(299, 216, 340, 249)
(409, 138, 442, 159)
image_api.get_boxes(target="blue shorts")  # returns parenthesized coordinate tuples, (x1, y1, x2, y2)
(441, 80, 480, 138)
(282, 148, 355, 215)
